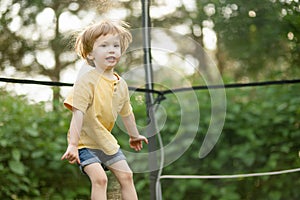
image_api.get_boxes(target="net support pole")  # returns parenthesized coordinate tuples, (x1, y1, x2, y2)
(141, 0, 159, 199)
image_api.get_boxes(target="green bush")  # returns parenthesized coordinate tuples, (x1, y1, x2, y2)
(158, 84, 300, 200)
(0, 88, 89, 199)
(1, 83, 300, 199)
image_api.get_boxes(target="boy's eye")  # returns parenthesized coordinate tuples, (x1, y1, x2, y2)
(114, 44, 120, 47)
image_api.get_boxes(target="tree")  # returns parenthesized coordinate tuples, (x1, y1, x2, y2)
(123, 0, 300, 81)
(194, 0, 300, 80)
(0, 0, 100, 107)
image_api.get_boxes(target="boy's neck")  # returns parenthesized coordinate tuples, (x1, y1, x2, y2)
(95, 68, 117, 80)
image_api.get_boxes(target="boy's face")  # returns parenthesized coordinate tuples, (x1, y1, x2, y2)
(88, 33, 121, 71)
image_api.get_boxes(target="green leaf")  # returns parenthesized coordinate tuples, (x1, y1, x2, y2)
(0, 139, 8, 147)
(31, 150, 44, 158)
(12, 149, 21, 161)
(25, 127, 39, 137)
(8, 160, 25, 175)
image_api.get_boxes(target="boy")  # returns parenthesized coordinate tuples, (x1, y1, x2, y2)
(61, 20, 148, 200)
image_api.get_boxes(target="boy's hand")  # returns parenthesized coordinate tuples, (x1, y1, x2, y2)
(129, 135, 148, 151)
(61, 144, 81, 164)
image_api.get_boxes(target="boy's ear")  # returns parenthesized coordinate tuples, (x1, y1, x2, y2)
(86, 58, 96, 67)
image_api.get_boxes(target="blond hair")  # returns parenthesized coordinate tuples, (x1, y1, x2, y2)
(75, 20, 132, 60)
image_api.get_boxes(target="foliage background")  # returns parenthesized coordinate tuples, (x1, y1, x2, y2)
(0, 0, 300, 199)
(1, 83, 300, 199)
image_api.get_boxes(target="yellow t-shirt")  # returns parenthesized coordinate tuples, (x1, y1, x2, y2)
(64, 69, 132, 155)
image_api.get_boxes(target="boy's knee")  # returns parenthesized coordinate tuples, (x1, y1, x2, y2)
(125, 171, 134, 180)
(119, 171, 134, 184)
(92, 175, 108, 187)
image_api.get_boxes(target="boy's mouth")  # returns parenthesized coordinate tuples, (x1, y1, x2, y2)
(106, 56, 116, 62)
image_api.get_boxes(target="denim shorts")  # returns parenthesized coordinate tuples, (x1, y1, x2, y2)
(78, 148, 126, 173)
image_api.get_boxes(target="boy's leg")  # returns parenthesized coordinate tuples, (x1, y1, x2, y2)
(84, 163, 108, 200)
(108, 160, 138, 200)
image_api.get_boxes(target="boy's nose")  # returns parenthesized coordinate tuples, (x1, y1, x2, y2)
(108, 46, 115, 53)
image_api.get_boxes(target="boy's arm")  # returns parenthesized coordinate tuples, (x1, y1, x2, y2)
(61, 108, 83, 164)
(121, 113, 148, 151)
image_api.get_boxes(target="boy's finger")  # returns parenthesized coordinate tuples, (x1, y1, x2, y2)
(61, 153, 67, 160)
(143, 138, 149, 144)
